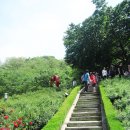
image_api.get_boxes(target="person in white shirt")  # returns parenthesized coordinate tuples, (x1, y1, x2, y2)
(72, 78, 77, 87)
(102, 67, 107, 79)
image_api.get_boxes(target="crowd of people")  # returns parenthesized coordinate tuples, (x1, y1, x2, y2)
(80, 63, 130, 93)
(101, 63, 130, 79)
(81, 70, 99, 93)
(49, 63, 130, 90)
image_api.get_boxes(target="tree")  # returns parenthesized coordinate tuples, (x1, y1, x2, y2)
(63, 0, 130, 71)
(108, 0, 130, 65)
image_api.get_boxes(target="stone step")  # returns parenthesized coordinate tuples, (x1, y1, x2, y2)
(81, 92, 99, 94)
(78, 98, 100, 100)
(77, 103, 100, 106)
(81, 96, 100, 98)
(78, 98, 101, 101)
(75, 104, 100, 108)
(79, 97, 100, 100)
(78, 99, 100, 101)
(80, 96, 100, 98)
(80, 93, 100, 96)
(65, 126, 103, 130)
(78, 99, 100, 102)
(67, 121, 102, 127)
(78, 98, 100, 102)
(77, 102, 100, 105)
(80, 95, 100, 97)
(72, 112, 101, 117)
(80, 93, 99, 95)
(74, 108, 100, 112)
(70, 116, 101, 121)
(78, 100, 100, 103)
(81, 91, 99, 93)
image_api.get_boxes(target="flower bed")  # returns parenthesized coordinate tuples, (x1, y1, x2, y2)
(0, 87, 70, 129)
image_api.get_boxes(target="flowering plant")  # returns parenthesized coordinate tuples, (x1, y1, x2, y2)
(0, 108, 34, 130)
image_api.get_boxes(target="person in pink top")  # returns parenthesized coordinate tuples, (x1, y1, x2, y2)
(90, 72, 97, 92)
(50, 75, 60, 87)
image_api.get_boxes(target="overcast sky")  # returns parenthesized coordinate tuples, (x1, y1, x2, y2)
(0, 0, 123, 63)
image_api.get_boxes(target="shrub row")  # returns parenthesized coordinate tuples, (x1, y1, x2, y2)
(42, 86, 80, 130)
(99, 85, 124, 130)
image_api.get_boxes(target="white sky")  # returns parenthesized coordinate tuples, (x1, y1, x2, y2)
(0, 0, 123, 63)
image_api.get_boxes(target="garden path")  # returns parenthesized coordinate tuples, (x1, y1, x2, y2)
(61, 86, 107, 130)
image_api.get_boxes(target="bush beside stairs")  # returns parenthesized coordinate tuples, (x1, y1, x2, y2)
(61, 88, 103, 130)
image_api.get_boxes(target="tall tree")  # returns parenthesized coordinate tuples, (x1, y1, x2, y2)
(108, 0, 130, 65)
(63, 0, 130, 71)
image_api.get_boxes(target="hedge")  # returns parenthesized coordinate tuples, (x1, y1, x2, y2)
(42, 86, 80, 130)
(100, 85, 124, 130)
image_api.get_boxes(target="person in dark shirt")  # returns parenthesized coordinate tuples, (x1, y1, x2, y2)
(118, 63, 124, 78)
(109, 65, 116, 78)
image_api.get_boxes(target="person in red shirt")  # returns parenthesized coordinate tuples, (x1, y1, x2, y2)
(50, 75, 60, 87)
(90, 72, 97, 92)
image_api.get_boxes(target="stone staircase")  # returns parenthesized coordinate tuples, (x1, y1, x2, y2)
(62, 90, 103, 130)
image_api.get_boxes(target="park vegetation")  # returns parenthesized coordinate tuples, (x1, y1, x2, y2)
(63, 0, 130, 71)
(101, 77, 130, 129)
(100, 84, 124, 130)
(0, 56, 77, 129)
(0, 56, 76, 97)
(42, 86, 80, 130)
(0, 0, 130, 129)
(0, 88, 68, 129)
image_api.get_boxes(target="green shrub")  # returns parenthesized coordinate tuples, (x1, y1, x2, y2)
(42, 86, 80, 130)
(0, 87, 69, 129)
(100, 77, 130, 128)
(0, 56, 74, 95)
(100, 85, 124, 130)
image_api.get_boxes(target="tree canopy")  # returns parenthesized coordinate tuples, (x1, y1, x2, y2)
(63, 0, 130, 71)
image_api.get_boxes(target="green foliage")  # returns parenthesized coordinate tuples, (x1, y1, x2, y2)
(108, 0, 130, 64)
(100, 77, 130, 129)
(92, 0, 106, 9)
(0, 87, 70, 129)
(100, 85, 124, 130)
(42, 86, 80, 130)
(0, 56, 74, 96)
(63, 0, 130, 71)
